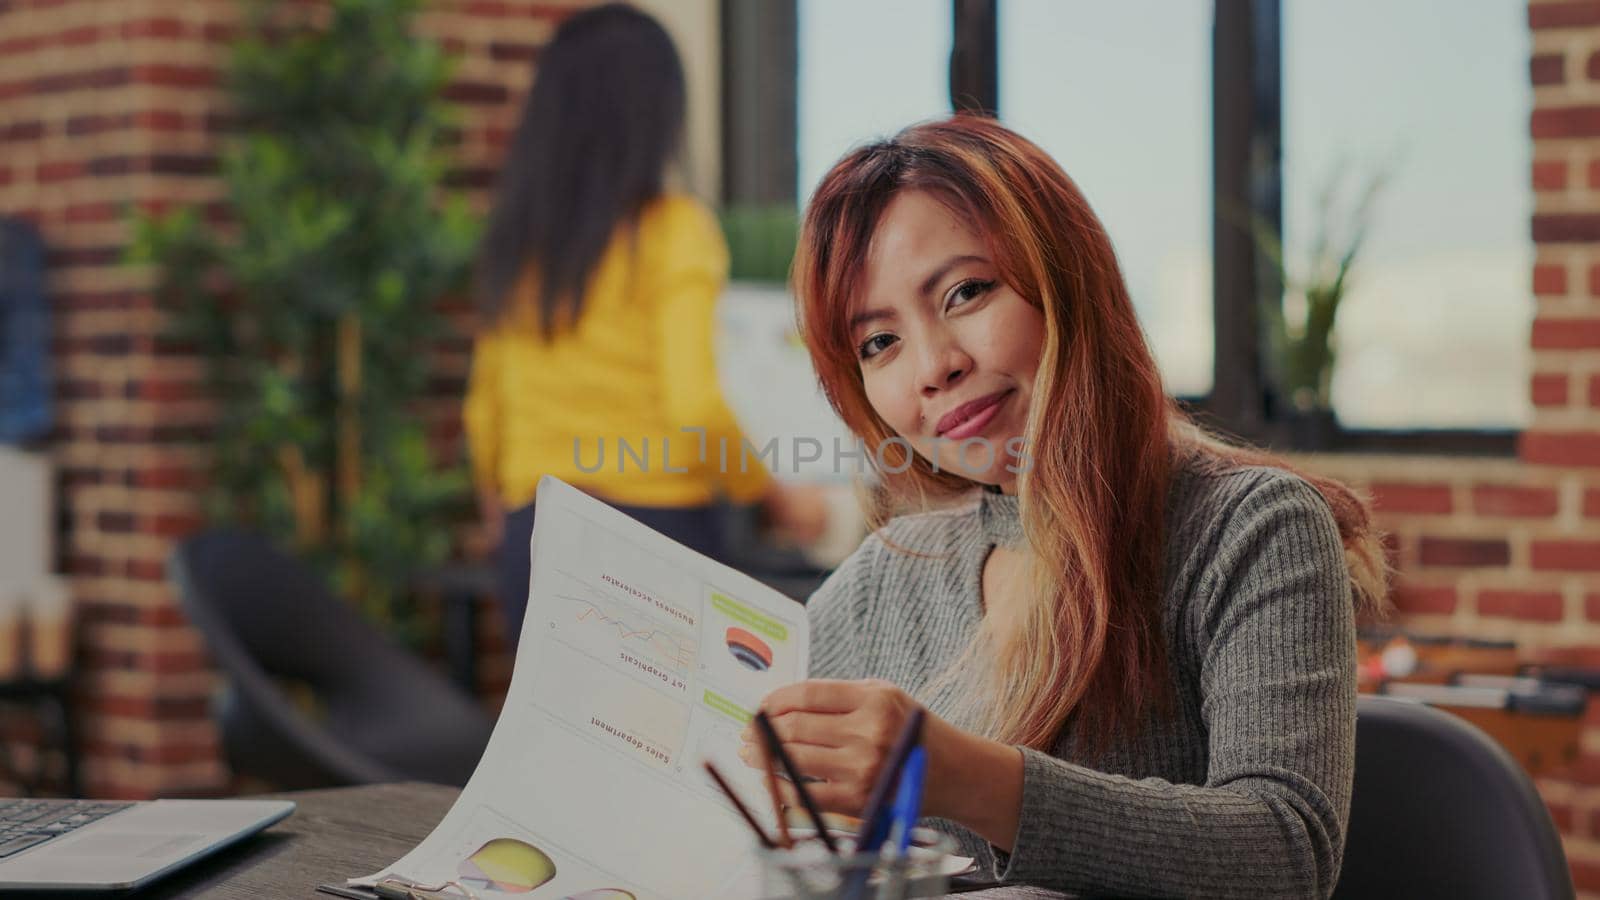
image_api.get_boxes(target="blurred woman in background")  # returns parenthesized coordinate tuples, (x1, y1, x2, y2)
(465, 4, 819, 643)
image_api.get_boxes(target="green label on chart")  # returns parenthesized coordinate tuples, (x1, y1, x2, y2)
(703, 689, 751, 724)
(711, 592, 788, 642)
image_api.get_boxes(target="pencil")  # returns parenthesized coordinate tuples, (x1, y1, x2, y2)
(759, 738, 795, 848)
(753, 710, 840, 855)
(703, 761, 778, 850)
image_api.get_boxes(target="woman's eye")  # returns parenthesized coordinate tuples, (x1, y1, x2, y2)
(857, 333, 897, 360)
(947, 279, 995, 309)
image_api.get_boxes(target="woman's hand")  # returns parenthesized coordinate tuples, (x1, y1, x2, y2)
(738, 678, 1025, 849)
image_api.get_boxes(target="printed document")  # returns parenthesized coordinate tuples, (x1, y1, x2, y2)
(351, 476, 809, 899)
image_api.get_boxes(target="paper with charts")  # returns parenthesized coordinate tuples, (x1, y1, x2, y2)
(351, 475, 810, 900)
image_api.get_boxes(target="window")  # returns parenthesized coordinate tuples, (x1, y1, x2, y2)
(999, 0, 1213, 397)
(796, 0, 953, 204)
(1283, 0, 1531, 429)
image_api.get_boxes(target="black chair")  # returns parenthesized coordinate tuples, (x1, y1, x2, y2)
(171, 529, 495, 790)
(1334, 694, 1573, 899)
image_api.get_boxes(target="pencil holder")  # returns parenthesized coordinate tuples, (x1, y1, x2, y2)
(757, 826, 958, 900)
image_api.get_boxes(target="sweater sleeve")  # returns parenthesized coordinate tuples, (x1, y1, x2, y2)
(648, 197, 772, 504)
(995, 473, 1357, 899)
(805, 533, 883, 680)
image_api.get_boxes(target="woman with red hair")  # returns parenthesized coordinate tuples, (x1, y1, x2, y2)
(739, 116, 1386, 899)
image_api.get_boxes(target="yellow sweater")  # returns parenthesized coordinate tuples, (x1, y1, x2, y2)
(463, 194, 771, 510)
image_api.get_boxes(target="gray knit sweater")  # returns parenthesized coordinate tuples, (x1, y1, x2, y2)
(807, 457, 1357, 899)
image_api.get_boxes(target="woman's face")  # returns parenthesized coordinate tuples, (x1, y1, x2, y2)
(850, 189, 1046, 490)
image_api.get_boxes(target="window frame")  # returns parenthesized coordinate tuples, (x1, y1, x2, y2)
(719, 0, 1520, 457)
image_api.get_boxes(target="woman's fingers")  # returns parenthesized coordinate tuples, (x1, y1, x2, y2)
(739, 745, 875, 818)
(761, 710, 853, 748)
(761, 678, 879, 717)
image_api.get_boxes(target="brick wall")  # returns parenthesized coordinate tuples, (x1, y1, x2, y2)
(0, 0, 577, 799)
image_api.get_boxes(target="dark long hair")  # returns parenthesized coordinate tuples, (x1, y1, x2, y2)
(475, 4, 685, 332)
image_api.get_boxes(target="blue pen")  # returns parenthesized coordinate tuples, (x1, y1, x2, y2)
(889, 746, 928, 854)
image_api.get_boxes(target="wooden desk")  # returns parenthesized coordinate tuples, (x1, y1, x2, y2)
(127, 782, 1067, 899)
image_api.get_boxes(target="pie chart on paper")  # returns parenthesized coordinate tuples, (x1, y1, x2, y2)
(725, 626, 774, 672)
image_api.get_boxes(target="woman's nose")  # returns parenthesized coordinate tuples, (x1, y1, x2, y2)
(918, 340, 972, 396)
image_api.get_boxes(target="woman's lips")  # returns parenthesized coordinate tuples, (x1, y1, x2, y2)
(936, 390, 1010, 440)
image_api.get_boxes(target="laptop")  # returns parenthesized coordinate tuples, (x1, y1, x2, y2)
(0, 796, 294, 891)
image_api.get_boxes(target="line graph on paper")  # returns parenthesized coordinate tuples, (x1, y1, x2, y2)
(544, 572, 699, 681)
(560, 594, 695, 668)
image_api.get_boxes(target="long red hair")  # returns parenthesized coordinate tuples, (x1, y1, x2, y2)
(792, 116, 1386, 751)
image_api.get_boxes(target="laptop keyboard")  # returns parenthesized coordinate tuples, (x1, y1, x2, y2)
(0, 799, 134, 858)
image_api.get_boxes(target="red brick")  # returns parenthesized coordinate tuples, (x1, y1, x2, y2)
(1533, 317, 1600, 349)
(1577, 859, 1600, 894)
(135, 110, 186, 132)
(1418, 537, 1511, 568)
(442, 81, 509, 105)
(63, 203, 116, 224)
(36, 161, 82, 182)
(86, 695, 210, 720)
(149, 651, 210, 675)
(0, 166, 10, 187)
(1369, 482, 1454, 515)
(1533, 540, 1600, 571)
(3, 119, 43, 141)
(1549, 799, 1575, 833)
(130, 379, 197, 402)
(1587, 489, 1600, 517)
(32, 67, 128, 93)
(57, 25, 99, 46)
(1535, 54, 1567, 86)
(149, 513, 201, 538)
(1534, 212, 1600, 241)
(1473, 484, 1561, 518)
(1533, 107, 1600, 139)
(1535, 262, 1569, 294)
(1587, 593, 1600, 621)
(120, 18, 185, 40)
(97, 512, 135, 533)
(66, 113, 119, 136)
(131, 65, 217, 89)
(1391, 583, 1457, 616)
(201, 23, 235, 43)
(0, 35, 44, 55)
(1532, 2, 1600, 28)
(126, 559, 167, 581)
(132, 466, 199, 490)
(1589, 373, 1600, 407)
(1522, 431, 1600, 467)
(464, 0, 511, 15)
(1533, 373, 1570, 407)
(1590, 160, 1600, 190)
(489, 41, 539, 62)
(1479, 589, 1565, 622)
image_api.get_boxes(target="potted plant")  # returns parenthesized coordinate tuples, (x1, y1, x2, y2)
(1255, 162, 1390, 450)
(126, 0, 479, 643)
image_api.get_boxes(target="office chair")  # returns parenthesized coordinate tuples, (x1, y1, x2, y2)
(171, 529, 495, 790)
(1333, 694, 1574, 899)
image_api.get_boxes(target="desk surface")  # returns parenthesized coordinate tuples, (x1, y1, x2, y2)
(132, 782, 1068, 899)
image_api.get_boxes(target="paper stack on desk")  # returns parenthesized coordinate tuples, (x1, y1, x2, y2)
(348, 476, 812, 900)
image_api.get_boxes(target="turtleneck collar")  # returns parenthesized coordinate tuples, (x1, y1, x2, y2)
(978, 484, 1024, 549)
